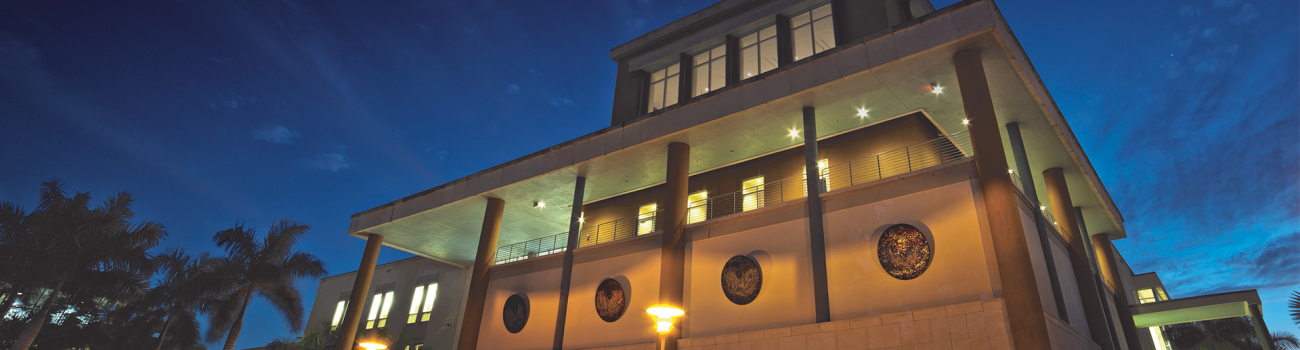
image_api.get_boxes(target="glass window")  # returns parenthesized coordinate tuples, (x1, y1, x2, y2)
(740, 25, 779, 80)
(366, 291, 395, 329)
(330, 300, 347, 330)
(687, 191, 708, 224)
(791, 4, 836, 61)
(1137, 289, 1157, 304)
(742, 177, 765, 212)
(1156, 287, 1169, 301)
(646, 63, 680, 113)
(637, 203, 657, 235)
(803, 159, 830, 195)
(407, 282, 438, 323)
(692, 45, 727, 97)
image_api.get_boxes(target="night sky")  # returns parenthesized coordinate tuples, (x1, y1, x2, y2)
(1, 0, 1296, 348)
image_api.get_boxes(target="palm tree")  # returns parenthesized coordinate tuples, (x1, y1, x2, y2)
(1274, 331, 1300, 350)
(113, 247, 222, 350)
(206, 220, 326, 350)
(0, 180, 164, 350)
(1289, 289, 1299, 326)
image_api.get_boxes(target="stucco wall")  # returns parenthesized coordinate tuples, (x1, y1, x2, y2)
(562, 245, 663, 349)
(822, 177, 996, 320)
(686, 217, 817, 338)
(303, 257, 468, 349)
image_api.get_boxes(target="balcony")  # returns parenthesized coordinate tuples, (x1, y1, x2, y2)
(493, 131, 973, 265)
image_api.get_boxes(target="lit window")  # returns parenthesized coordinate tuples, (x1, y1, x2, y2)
(1137, 289, 1157, 304)
(740, 25, 778, 79)
(791, 4, 835, 61)
(365, 291, 395, 329)
(687, 191, 708, 224)
(646, 63, 680, 113)
(742, 177, 765, 212)
(637, 203, 657, 235)
(408, 283, 439, 323)
(803, 159, 830, 195)
(330, 300, 348, 330)
(1156, 287, 1169, 301)
(405, 345, 423, 350)
(692, 45, 727, 97)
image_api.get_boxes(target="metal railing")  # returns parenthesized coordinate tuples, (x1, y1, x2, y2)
(492, 131, 974, 265)
(494, 232, 568, 265)
(1008, 169, 1063, 233)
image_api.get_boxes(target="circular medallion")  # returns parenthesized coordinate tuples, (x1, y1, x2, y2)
(877, 224, 932, 280)
(502, 293, 529, 333)
(721, 255, 762, 305)
(594, 278, 628, 322)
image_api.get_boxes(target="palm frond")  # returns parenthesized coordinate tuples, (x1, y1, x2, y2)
(258, 282, 307, 332)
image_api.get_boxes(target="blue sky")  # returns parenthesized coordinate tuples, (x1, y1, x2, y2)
(0, 0, 1295, 347)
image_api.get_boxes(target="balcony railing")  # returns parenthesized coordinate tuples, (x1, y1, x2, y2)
(1008, 170, 1064, 233)
(493, 131, 973, 265)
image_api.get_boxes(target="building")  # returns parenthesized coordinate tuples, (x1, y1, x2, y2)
(304, 0, 1279, 349)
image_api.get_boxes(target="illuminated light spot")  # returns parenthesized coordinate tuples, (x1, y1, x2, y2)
(931, 85, 943, 94)
(962, 119, 970, 125)
(1040, 206, 1047, 210)
(857, 108, 869, 117)
(1008, 169, 1015, 174)
(789, 129, 800, 138)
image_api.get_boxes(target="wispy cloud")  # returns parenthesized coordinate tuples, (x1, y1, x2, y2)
(253, 125, 301, 144)
(304, 153, 349, 172)
(507, 83, 520, 93)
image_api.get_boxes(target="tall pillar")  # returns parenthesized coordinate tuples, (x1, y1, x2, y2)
(553, 177, 587, 350)
(802, 106, 832, 323)
(1006, 122, 1069, 322)
(1092, 232, 1147, 350)
(335, 233, 384, 350)
(1078, 207, 1123, 350)
(953, 49, 1052, 350)
(1042, 168, 1115, 350)
(456, 198, 506, 350)
(1250, 304, 1275, 350)
(659, 142, 690, 350)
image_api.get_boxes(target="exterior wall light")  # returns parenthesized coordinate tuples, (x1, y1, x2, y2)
(646, 305, 684, 333)
(962, 119, 970, 125)
(357, 329, 390, 350)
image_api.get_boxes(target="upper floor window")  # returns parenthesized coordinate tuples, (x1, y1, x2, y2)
(637, 203, 657, 235)
(687, 191, 709, 224)
(742, 177, 765, 212)
(407, 282, 438, 323)
(647, 63, 680, 113)
(1137, 289, 1157, 304)
(692, 45, 727, 97)
(740, 26, 778, 79)
(791, 4, 835, 61)
(366, 290, 395, 329)
(330, 300, 348, 330)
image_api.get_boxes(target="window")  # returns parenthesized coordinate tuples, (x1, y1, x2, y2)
(405, 345, 423, 350)
(791, 3, 835, 61)
(687, 191, 708, 224)
(740, 25, 778, 79)
(1137, 289, 1157, 304)
(330, 300, 348, 330)
(692, 45, 727, 97)
(1156, 287, 1169, 301)
(408, 283, 438, 323)
(365, 291, 395, 329)
(646, 63, 680, 113)
(637, 203, 657, 235)
(803, 159, 830, 195)
(742, 177, 765, 212)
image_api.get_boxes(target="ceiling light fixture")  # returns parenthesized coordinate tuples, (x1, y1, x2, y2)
(962, 119, 970, 125)
(789, 128, 800, 138)
(534, 201, 545, 208)
(857, 108, 869, 117)
(931, 84, 943, 94)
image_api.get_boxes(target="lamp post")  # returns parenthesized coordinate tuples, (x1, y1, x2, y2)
(647, 305, 685, 350)
(357, 329, 390, 350)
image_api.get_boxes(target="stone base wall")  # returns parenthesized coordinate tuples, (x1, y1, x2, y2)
(677, 298, 1011, 350)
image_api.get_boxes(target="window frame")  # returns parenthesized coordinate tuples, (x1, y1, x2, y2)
(739, 25, 779, 80)
(637, 203, 658, 235)
(645, 63, 681, 114)
(408, 282, 439, 323)
(741, 176, 766, 212)
(365, 290, 395, 329)
(687, 191, 709, 224)
(790, 3, 836, 61)
(330, 300, 348, 330)
(691, 45, 727, 97)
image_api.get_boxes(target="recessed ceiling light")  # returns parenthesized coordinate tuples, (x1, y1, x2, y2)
(962, 119, 970, 125)
(534, 201, 545, 208)
(931, 85, 943, 94)
(789, 128, 800, 138)
(857, 108, 869, 117)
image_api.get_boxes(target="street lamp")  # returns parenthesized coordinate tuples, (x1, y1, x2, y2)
(357, 329, 390, 350)
(646, 305, 684, 333)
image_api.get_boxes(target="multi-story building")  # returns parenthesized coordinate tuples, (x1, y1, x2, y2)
(304, 0, 1279, 349)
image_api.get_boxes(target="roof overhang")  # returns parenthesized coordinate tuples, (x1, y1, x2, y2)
(1131, 290, 1262, 328)
(347, 0, 1127, 266)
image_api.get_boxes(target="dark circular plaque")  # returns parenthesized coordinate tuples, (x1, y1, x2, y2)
(721, 255, 762, 305)
(594, 278, 628, 322)
(877, 224, 932, 280)
(502, 293, 529, 333)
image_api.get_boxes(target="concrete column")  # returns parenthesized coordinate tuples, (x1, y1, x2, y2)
(1079, 207, 1123, 350)
(802, 106, 832, 323)
(1092, 232, 1147, 350)
(1250, 304, 1274, 350)
(1138, 327, 1157, 350)
(456, 198, 506, 350)
(953, 49, 1052, 350)
(659, 142, 690, 350)
(1006, 122, 1069, 322)
(775, 15, 793, 66)
(335, 233, 384, 350)
(553, 177, 586, 350)
(1042, 168, 1115, 350)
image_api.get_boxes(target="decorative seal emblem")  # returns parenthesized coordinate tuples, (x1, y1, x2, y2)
(721, 255, 762, 305)
(877, 224, 932, 280)
(502, 293, 529, 333)
(594, 278, 628, 322)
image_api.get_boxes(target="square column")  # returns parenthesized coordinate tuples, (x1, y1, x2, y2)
(802, 106, 831, 323)
(953, 48, 1053, 350)
(456, 197, 506, 350)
